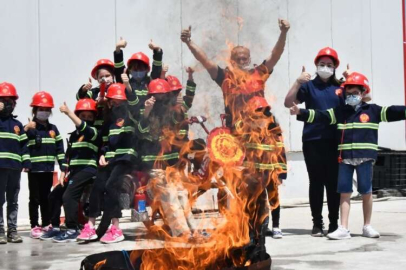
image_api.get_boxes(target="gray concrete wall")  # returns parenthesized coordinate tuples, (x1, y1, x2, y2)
(0, 0, 405, 221)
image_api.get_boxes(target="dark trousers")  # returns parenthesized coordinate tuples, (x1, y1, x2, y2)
(271, 205, 280, 228)
(63, 171, 95, 230)
(303, 139, 340, 227)
(0, 168, 21, 233)
(28, 172, 54, 228)
(48, 184, 67, 228)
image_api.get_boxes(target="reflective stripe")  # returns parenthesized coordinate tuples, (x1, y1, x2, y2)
(72, 142, 98, 152)
(90, 127, 98, 141)
(0, 152, 22, 162)
(276, 142, 284, 147)
(55, 135, 63, 141)
(245, 143, 275, 151)
(327, 109, 336, 125)
(138, 122, 150, 133)
(244, 161, 287, 170)
(182, 101, 190, 110)
(135, 90, 148, 96)
(105, 152, 115, 158)
(62, 163, 69, 167)
(381, 106, 388, 122)
(128, 98, 139, 106)
(87, 91, 93, 98)
(0, 132, 20, 141)
(102, 136, 108, 142)
(115, 148, 137, 156)
(115, 61, 125, 68)
(28, 138, 56, 147)
(94, 120, 104, 126)
(69, 159, 97, 167)
(178, 130, 187, 136)
(22, 154, 30, 161)
(153, 60, 162, 66)
(142, 153, 179, 162)
(307, 109, 315, 123)
(186, 85, 196, 92)
(30, 156, 56, 163)
(337, 123, 379, 130)
(80, 122, 87, 132)
(57, 154, 65, 160)
(338, 143, 378, 151)
(20, 134, 28, 141)
(172, 114, 179, 124)
(108, 126, 135, 137)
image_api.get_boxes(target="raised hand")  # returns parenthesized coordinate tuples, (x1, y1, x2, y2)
(148, 39, 160, 51)
(278, 19, 290, 33)
(99, 155, 108, 167)
(59, 102, 70, 115)
(144, 96, 156, 117)
(160, 64, 169, 79)
(82, 77, 93, 92)
(116, 37, 127, 52)
(297, 66, 311, 84)
(342, 63, 352, 79)
(181, 25, 192, 43)
(25, 118, 36, 130)
(185, 66, 195, 81)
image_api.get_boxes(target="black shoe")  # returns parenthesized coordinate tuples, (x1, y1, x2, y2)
(265, 227, 273, 237)
(311, 225, 324, 237)
(7, 230, 23, 243)
(328, 223, 339, 234)
(0, 233, 6, 244)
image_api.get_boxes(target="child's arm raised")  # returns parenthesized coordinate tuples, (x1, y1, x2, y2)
(290, 103, 340, 125)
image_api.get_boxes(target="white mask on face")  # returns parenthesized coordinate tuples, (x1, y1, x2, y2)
(36, 111, 51, 121)
(317, 66, 334, 79)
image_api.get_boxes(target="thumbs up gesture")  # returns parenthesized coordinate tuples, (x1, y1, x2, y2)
(59, 102, 70, 115)
(289, 102, 301, 115)
(115, 37, 127, 52)
(297, 66, 311, 84)
(82, 77, 93, 92)
(181, 25, 192, 43)
(121, 68, 131, 89)
(25, 118, 36, 131)
(148, 39, 161, 51)
(342, 63, 352, 79)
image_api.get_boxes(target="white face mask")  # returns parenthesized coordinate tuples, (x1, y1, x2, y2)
(345, 94, 362, 106)
(317, 66, 334, 79)
(36, 111, 51, 121)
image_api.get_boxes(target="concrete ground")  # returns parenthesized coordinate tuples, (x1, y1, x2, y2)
(0, 198, 405, 270)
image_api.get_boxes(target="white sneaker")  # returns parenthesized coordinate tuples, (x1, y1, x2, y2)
(362, 225, 380, 238)
(326, 226, 351, 240)
(272, 228, 283, 239)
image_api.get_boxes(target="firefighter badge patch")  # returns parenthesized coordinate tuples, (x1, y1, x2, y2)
(49, 130, 56, 138)
(14, 125, 20, 135)
(360, 113, 370, 123)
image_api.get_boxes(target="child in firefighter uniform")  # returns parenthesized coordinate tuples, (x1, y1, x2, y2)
(24, 91, 66, 239)
(77, 83, 148, 244)
(42, 99, 99, 242)
(140, 76, 200, 239)
(0, 82, 31, 244)
(291, 72, 406, 240)
(234, 96, 287, 252)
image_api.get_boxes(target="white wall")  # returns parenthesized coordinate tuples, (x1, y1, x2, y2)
(0, 0, 405, 221)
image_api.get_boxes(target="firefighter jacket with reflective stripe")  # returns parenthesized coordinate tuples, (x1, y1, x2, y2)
(25, 120, 65, 172)
(235, 113, 287, 181)
(76, 87, 105, 129)
(114, 48, 162, 121)
(297, 103, 406, 160)
(174, 80, 196, 142)
(0, 116, 31, 170)
(137, 104, 188, 171)
(100, 108, 149, 166)
(66, 121, 99, 174)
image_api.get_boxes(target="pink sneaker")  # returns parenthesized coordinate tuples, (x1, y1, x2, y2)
(42, 225, 52, 233)
(30, 226, 43, 239)
(77, 224, 97, 241)
(100, 225, 124, 244)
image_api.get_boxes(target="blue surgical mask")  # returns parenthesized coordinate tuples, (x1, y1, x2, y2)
(131, 71, 147, 81)
(345, 94, 362, 106)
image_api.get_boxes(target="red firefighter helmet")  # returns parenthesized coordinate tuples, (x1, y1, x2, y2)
(314, 47, 340, 68)
(246, 96, 271, 113)
(105, 83, 127, 100)
(74, 98, 97, 114)
(0, 82, 18, 99)
(30, 91, 54, 108)
(148, 79, 171, 94)
(91, 59, 115, 79)
(341, 72, 371, 94)
(127, 52, 150, 71)
(166, 75, 183, 91)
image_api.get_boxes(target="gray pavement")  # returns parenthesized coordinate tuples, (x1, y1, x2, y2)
(0, 198, 405, 270)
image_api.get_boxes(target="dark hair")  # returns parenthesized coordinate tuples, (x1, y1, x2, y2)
(128, 60, 148, 71)
(32, 107, 52, 117)
(96, 66, 114, 79)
